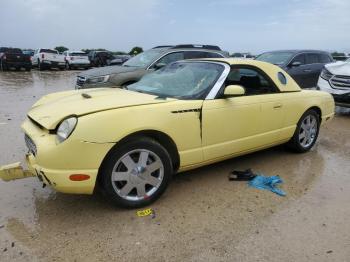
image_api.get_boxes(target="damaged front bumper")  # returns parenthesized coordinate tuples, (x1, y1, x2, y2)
(0, 158, 35, 181)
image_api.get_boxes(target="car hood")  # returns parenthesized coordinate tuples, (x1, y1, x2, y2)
(325, 61, 350, 76)
(27, 88, 175, 130)
(78, 65, 142, 78)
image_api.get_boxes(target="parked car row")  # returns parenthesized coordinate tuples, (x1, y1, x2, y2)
(1, 44, 348, 107)
(0, 47, 132, 71)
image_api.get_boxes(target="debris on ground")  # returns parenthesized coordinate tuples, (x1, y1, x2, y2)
(228, 169, 256, 181)
(326, 250, 333, 254)
(136, 208, 154, 217)
(0, 225, 4, 229)
(249, 174, 286, 196)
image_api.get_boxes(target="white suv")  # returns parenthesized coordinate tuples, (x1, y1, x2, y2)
(317, 58, 350, 107)
(63, 51, 90, 70)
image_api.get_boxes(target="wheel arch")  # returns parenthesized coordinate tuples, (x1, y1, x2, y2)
(96, 129, 180, 189)
(306, 106, 322, 121)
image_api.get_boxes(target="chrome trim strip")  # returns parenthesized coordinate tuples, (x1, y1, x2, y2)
(205, 63, 230, 100)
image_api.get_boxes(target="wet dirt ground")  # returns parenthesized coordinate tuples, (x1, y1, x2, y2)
(0, 70, 349, 262)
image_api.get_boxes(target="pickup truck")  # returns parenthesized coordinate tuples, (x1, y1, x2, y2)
(32, 49, 66, 70)
(0, 47, 32, 71)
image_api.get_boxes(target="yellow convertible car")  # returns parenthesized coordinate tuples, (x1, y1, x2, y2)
(0, 58, 334, 207)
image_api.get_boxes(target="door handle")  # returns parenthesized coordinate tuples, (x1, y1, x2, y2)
(273, 103, 283, 109)
(303, 69, 312, 72)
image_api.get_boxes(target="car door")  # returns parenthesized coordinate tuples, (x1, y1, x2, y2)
(286, 53, 308, 88)
(201, 66, 285, 161)
(305, 53, 322, 88)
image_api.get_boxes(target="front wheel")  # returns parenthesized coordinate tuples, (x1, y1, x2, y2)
(287, 109, 320, 152)
(100, 137, 173, 208)
(0, 60, 7, 71)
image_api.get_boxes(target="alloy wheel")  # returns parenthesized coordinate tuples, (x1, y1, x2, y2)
(299, 114, 318, 148)
(111, 149, 164, 201)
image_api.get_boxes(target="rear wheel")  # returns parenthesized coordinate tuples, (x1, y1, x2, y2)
(100, 137, 173, 208)
(25, 66, 31, 71)
(287, 109, 320, 152)
(38, 59, 44, 71)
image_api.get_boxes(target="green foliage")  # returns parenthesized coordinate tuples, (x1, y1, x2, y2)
(129, 47, 143, 55)
(54, 46, 69, 53)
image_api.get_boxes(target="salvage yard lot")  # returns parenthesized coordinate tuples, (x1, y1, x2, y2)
(0, 70, 349, 262)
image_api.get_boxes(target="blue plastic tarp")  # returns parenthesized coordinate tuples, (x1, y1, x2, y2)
(248, 175, 286, 196)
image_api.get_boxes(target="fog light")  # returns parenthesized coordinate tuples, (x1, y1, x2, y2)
(69, 174, 90, 181)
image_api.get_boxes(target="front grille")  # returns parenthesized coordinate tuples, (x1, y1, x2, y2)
(76, 76, 86, 87)
(25, 134, 37, 156)
(330, 75, 350, 89)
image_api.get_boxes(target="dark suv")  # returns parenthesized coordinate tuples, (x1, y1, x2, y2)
(76, 45, 228, 89)
(255, 50, 334, 88)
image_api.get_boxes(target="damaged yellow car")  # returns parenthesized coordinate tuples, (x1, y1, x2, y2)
(0, 59, 334, 207)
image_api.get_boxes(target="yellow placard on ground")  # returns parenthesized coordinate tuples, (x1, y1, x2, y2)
(136, 208, 153, 217)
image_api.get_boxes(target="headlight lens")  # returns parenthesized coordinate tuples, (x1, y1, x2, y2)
(320, 68, 333, 81)
(56, 117, 77, 143)
(87, 75, 110, 84)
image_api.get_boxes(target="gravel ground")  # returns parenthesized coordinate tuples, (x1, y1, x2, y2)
(0, 70, 349, 262)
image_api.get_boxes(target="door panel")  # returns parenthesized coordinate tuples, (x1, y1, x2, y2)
(201, 94, 285, 161)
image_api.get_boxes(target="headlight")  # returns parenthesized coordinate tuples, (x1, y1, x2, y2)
(56, 117, 78, 143)
(320, 68, 333, 81)
(87, 75, 110, 84)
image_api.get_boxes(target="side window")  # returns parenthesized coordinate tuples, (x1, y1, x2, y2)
(225, 67, 277, 96)
(319, 54, 332, 63)
(306, 53, 319, 64)
(154, 52, 185, 66)
(291, 54, 305, 65)
(206, 52, 224, 58)
(184, 51, 208, 59)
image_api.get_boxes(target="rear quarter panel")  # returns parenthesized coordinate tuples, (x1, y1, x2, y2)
(280, 90, 334, 140)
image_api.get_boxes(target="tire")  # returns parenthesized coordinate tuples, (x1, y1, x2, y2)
(287, 109, 320, 153)
(38, 60, 44, 71)
(100, 137, 173, 208)
(25, 66, 31, 71)
(0, 60, 7, 71)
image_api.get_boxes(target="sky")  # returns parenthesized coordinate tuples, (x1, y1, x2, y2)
(0, 0, 349, 54)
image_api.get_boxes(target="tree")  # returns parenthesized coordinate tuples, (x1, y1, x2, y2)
(129, 47, 143, 55)
(54, 46, 69, 53)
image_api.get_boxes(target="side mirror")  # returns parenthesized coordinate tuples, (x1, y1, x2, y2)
(153, 62, 166, 70)
(290, 61, 302, 67)
(224, 85, 245, 97)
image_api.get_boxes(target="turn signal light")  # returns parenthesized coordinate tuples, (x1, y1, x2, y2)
(69, 174, 90, 181)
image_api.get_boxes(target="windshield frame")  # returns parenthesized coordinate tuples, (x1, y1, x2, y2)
(127, 61, 230, 100)
(255, 51, 295, 66)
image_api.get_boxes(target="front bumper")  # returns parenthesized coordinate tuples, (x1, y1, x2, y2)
(317, 77, 350, 107)
(0, 118, 114, 194)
